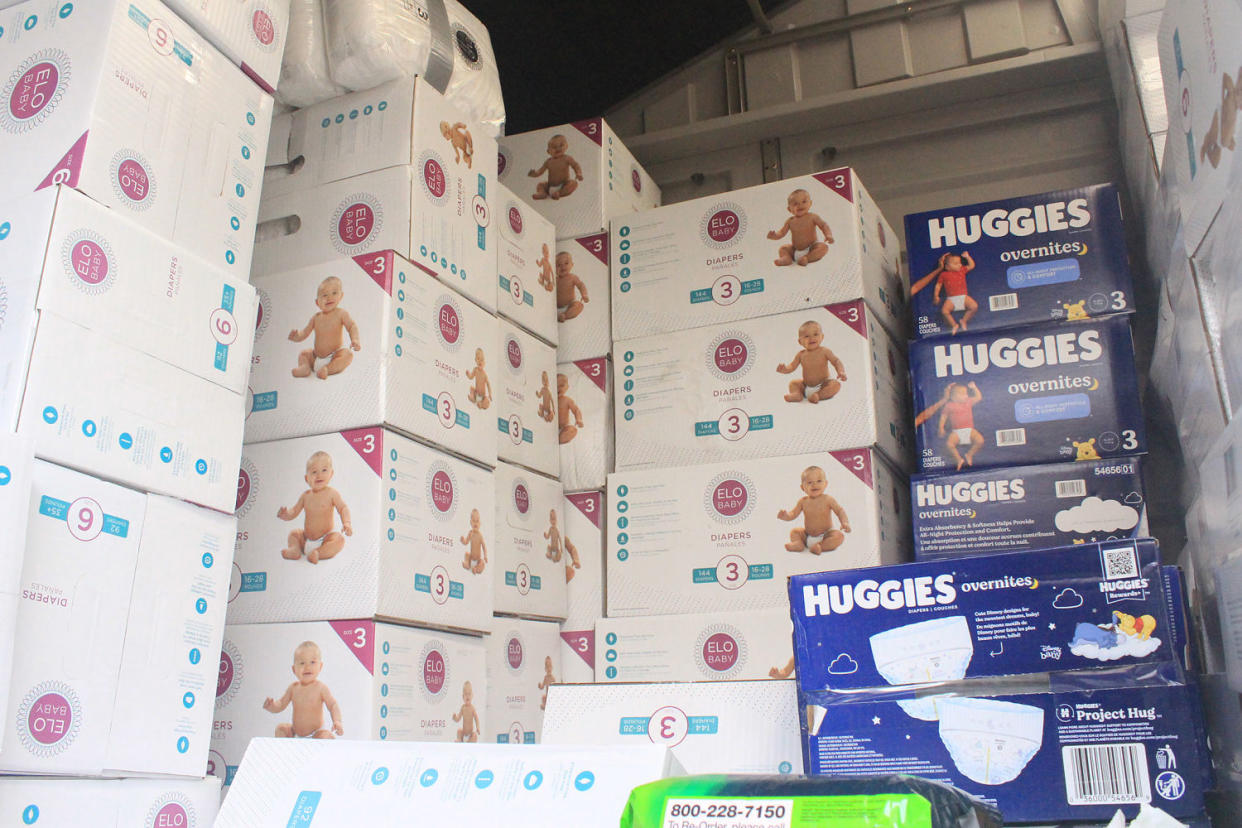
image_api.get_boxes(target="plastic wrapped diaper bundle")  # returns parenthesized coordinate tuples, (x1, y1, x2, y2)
(937, 697, 1045, 785)
(869, 615, 974, 686)
(278, 0, 348, 108)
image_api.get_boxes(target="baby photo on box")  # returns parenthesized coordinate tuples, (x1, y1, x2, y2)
(495, 184, 558, 346)
(497, 320, 559, 478)
(554, 233, 612, 362)
(493, 463, 567, 621)
(484, 618, 561, 744)
(560, 490, 606, 683)
(557, 358, 613, 492)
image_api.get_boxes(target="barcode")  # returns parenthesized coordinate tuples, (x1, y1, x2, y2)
(1102, 546, 1140, 580)
(996, 428, 1026, 447)
(990, 293, 1019, 311)
(1055, 479, 1088, 498)
(1062, 744, 1151, 805)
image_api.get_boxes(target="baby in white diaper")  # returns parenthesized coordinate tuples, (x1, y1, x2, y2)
(776, 320, 847, 404)
(910, 251, 977, 334)
(555, 251, 589, 322)
(263, 641, 344, 739)
(278, 451, 353, 564)
(768, 188, 833, 266)
(289, 276, 361, 379)
(777, 465, 851, 554)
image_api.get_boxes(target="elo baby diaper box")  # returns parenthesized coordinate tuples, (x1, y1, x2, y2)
(607, 448, 909, 617)
(543, 680, 801, 776)
(554, 232, 612, 363)
(212, 620, 487, 789)
(497, 319, 559, 478)
(495, 183, 557, 345)
(910, 315, 1144, 473)
(615, 300, 912, 472)
(162, 0, 290, 93)
(904, 185, 1134, 338)
(484, 617, 561, 744)
(232, 428, 494, 633)
(0, 435, 33, 753)
(913, 457, 1148, 559)
(610, 168, 904, 341)
(0, 777, 221, 827)
(1, 460, 234, 778)
(497, 118, 661, 239)
(493, 462, 567, 621)
(557, 358, 613, 492)
(560, 491, 605, 684)
(246, 251, 498, 467)
(0, 0, 272, 279)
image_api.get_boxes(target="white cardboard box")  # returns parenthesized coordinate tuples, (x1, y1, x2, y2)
(543, 680, 801, 776)
(164, 0, 290, 93)
(554, 232, 612, 362)
(484, 617, 561, 744)
(495, 182, 558, 345)
(607, 448, 909, 617)
(493, 462, 567, 621)
(560, 490, 605, 684)
(557, 358, 614, 492)
(497, 319, 559, 478)
(0, 0, 272, 279)
(0, 460, 234, 777)
(497, 119, 661, 239)
(231, 428, 494, 633)
(246, 252, 498, 467)
(610, 168, 904, 340)
(0, 776, 221, 827)
(595, 609, 795, 684)
(615, 300, 912, 472)
(212, 621, 487, 790)
(0, 434, 33, 754)
(215, 739, 680, 827)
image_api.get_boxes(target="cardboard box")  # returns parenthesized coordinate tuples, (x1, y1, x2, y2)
(492, 462, 567, 621)
(543, 680, 801, 775)
(609, 168, 904, 341)
(497, 119, 660, 239)
(615, 300, 912, 472)
(0, 0, 272, 279)
(596, 609, 794, 683)
(554, 233, 612, 362)
(164, 0, 289, 93)
(212, 620, 487, 790)
(912, 458, 1148, 559)
(0, 460, 234, 777)
(0, 777, 221, 827)
(607, 448, 909, 617)
(0, 434, 33, 753)
(484, 617, 561, 744)
(560, 490, 605, 683)
(910, 315, 1145, 473)
(246, 252, 499, 467)
(231, 428, 494, 633)
(557, 358, 613, 492)
(495, 183, 557, 345)
(214, 739, 681, 827)
(904, 185, 1135, 338)
(497, 319, 559, 478)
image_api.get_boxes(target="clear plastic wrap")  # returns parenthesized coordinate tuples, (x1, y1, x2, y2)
(277, 0, 347, 108)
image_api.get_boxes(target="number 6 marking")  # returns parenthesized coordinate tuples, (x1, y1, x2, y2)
(209, 308, 238, 345)
(67, 497, 104, 542)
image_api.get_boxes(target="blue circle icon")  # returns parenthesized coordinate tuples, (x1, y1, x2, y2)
(394, 345, 402, 357)
(624, 380, 634, 391)
(620, 282, 631, 293)
(322, 117, 331, 128)
(388, 508, 396, 521)
(23, 804, 38, 824)
(624, 365, 634, 376)
(387, 529, 395, 541)
(523, 771, 543, 791)
(378, 101, 388, 110)
(246, 112, 256, 125)
(59, 2, 73, 17)
(619, 226, 630, 237)
(624, 351, 634, 363)
(605, 649, 617, 662)
(176, 736, 189, 754)
(0, 221, 10, 239)
(616, 516, 628, 529)
(380, 704, 388, 718)
(420, 769, 438, 787)
(379, 726, 387, 739)
(231, 216, 241, 230)
(225, 250, 236, 265)
(335, 114, 344, 124)
(195, 598, 207, 614)
(24, 15, 36, 31)
(81, 420, 96, 437)
(364, 105, 373, 115)
(389, 489, 397, 501)
(606, 666, 617, 679)
(624, 410, 635, 421)
(574, 771, 595, 791)
(241, 146, 251, 160)
(202, 552, 214, 568)
(382, 662, 390, 675)
(372, 767, 389, 785)
(617, 501, 629, 514)
(0, 466, 10, 486)
(396, 307, 404, 320)
(195, 459, 208, 475)
(235, 183, 245, 198)
(160, 447, 173, 463)
(183, 692, 195, 708)
(778, 761, 793, 774)
(390, 469, 398, 480)
(475, 770, 494, 789)
(350, 109, 359, 120)
(617, 550, 628, 561)
(118, 432, 133, 449)
(382, 641, 390, 654)
(617, 532, 628, 545)
(606, 633, 618, 646)
(1155, 771, 1185, 800)
(381, 684, 389, 697)
(189, 648, 201, 665)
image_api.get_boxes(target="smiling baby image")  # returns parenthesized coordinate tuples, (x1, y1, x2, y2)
(776, 320, 847, 403)
(289, 276, 361, 380)
(263, 641, 344, 739)
(777, 465, 851, 554)
(768, 188, 833, 266)
(278, 451, 352, 564)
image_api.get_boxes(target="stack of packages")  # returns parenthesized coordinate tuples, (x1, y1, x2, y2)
(0, 0, 284, 821)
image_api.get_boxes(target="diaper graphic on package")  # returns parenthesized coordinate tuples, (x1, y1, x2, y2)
(937, 697, 1045, 785)
(869, 616, 974, 686)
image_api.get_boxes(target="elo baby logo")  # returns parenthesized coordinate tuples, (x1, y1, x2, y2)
(433, 295, 464, 352)
(702, 471, 756, 524)
(109, 149, 157, 210)
(425, 461, 458, 521)
(694, 624, 748, 680)
(215, 640, 244, 707)
(507, 203, 524, 238)
(145, 793, 198, 828)
(505, 334, 523, 373)
(705, 330, 755, 381)
(330, 193, 383, 255)
(419, 642, 450, 701)
(418, 150, 451, 206)
(60, 230, 117, 295)
(235, 459, 260, 516)
(15, 680, 82, 758)
(250, 5, 279, 50)
(254, 288, 272, 340)
(505, 632, 525, 674)
(512, 479, 531, 519)
(2, 49, 71, 134)
(631, 166, 642, 193)
(700, 201, 747, 249)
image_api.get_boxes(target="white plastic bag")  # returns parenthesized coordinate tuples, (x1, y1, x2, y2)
(278, 0, 347, 108)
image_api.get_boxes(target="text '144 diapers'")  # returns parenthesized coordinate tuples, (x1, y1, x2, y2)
(0, 1, 272, 278)
(610, 167, 904, 341)
(607, 448, 909, 617)
(905, 184, 1134, 338)
(483, 617, 560, 745)
(246, 252, 498, 468)
(496, 320, 559, 479)
(909, 315, 1144, 473)
(161, 0, 290, 93)
(495, 184, 557, 346)
(615, 301, 913, 472)
(231, 428, 494, 633)
(554, 232, 612, 363)
(560, 490, 605, 684)
(492, 462, 567, 621)
(557, 358, 614, 492)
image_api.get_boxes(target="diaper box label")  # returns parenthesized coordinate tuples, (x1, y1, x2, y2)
(913, 458, 1148, 559)
(561, 490, 605, 683)
(557, 359, 613, 492)
(484, 617, 561, 744)
(246, 252, 499, 467)
(905, 184, 1134, 338)
(543, 680, 801, 776)
(163, 0, 288, 92)
(616, 300, 913, 472)
(910, 315, 1145, 472)
(495, 184, 557, 345)
(232, 428, 494, 633)
(497, 118, 661, 239)
(493, 462, 567, 620)
(0, 777, 221, 827)
(555, 233, 612, 362)
(610, 168, 905, 341)
(608, 449, 909, 617)
(0, 0, 272, 278)
(595, 609, 795, 684)
(790, 539, 1174, 692)
(497, 319, 559, 478)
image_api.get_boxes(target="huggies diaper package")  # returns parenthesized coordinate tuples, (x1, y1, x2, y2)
(497, 320, 559, 478)
(609, 168, 904, 341)
(492, 462, 567, 621)
(790, 539, 1176, 692)
(1, 460, 234, 777)
(615, 300, 912, 472)
(211, 620, 487, 790)
(910, 315, 1144, 473)
(246, 252, 498, 467)
(904, 185, 1134, 338)
(560, 490, 605, 684)
(913, 457, 1148, 559)
(0, 435, 33, 753)
(497, 119, 661, 239)
(543, 680, 801, 776)
(162, 0, 290, 92)
(595, 609, 794, 684)
(232, 428, 494, 633)
(554, 233, 612, 362)
(495, 183, 557, 345)
(484, 617, 561, 744)
(0, 0, 272, 278)
(0, 777, 221, 827)
(607, 448, 909, 617)
(557, 358, 613, 493)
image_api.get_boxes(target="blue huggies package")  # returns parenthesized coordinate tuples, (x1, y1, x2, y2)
(909, 315, 1144, 473)
(905, 184, 1134, 338)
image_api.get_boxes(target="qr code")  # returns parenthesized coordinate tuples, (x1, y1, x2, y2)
(1102, 546, 1140, 580)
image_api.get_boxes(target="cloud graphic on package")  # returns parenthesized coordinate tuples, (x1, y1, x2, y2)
(1052, 588, 1084, 610)
(1054, 497, 1140, 534)
(1123, 491, 1143, 505)
(827, 654, 859, 675)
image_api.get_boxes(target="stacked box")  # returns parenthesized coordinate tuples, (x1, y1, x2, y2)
(483, 617, 561, 744)
(557, 358, 613, 492)
(0, 777, 222, 826)
(495, 184, 558, 346)
(0, 435, 33, 753)
(554, 233, 613, 362)
(497, 319, 559, 478)
(492, 462, 566, 621)
(559, 491, 605, 683)
(162, 0, 291, 93)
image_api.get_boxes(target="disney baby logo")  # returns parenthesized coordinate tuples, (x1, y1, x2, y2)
(61, 230, 116, 295)
(426, 462, 458, 519)
(434, 295, 463, 352)
(419, 642, 449, 700)
(695, 624, 748, 679)
(700, 201, 747, 249)
(2, 49, 71, 133)
(330, 193, 383, 254)
(705, 330, 755, 381)
(703, 471, 757, 524)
